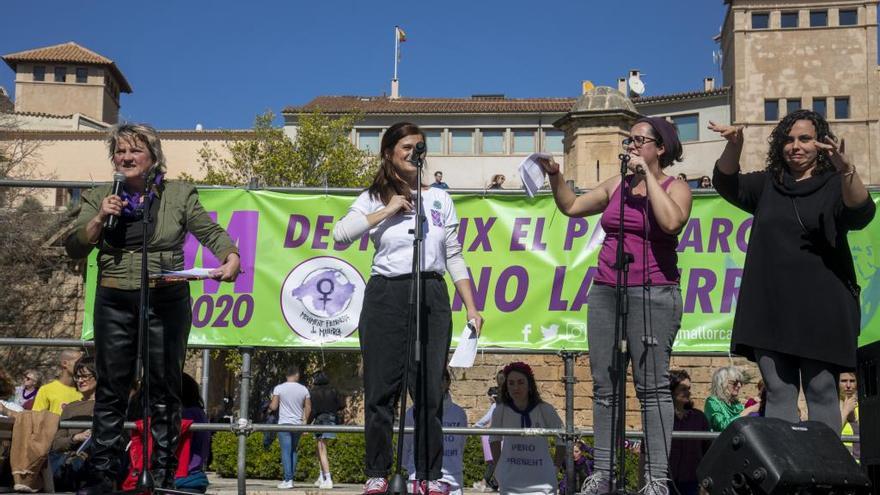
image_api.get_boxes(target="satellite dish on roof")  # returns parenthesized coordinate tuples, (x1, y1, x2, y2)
(628, 75, 645, 96)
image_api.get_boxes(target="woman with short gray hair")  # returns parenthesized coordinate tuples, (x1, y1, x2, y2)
(65, 122, 241, 493)
(703, 366, 760, 431)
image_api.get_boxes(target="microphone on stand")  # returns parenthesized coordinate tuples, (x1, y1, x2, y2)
(408, 141, 427, 168)
(104, 172, 125, 230)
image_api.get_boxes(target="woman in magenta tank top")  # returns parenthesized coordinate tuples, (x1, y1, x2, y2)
(538, 117, 692, 495)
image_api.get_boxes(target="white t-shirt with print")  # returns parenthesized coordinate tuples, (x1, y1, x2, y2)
(348, 188, 458, 277)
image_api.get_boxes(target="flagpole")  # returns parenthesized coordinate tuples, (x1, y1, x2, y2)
(393, 26, 399, 81)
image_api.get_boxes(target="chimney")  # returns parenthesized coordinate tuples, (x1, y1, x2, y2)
(390, 79, 400, 99)
(704, 77, 715, 92)
(617, 77, 627, 94)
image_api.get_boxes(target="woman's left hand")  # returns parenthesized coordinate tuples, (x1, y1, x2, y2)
(211, 253, 241, 282)
(816, 136, 854, 173)
(467, 309, 484, 337)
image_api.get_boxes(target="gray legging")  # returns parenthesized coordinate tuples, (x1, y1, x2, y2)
(754, 349, 841, 432)
(588, 284, 682, 482)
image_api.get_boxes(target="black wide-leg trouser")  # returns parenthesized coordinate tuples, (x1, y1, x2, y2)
(90, 283, 191, 486)
(360, 273, 452, 481)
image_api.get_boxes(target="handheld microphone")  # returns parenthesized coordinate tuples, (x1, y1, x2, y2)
(408, 141, 427, 167)
(105, 172, 125, 230)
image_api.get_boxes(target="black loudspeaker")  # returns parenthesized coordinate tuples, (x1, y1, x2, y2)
(697, 417, 871, 494)
(858, 341, 880, 486)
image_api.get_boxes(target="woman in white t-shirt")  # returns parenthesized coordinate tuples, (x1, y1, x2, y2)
(332, 122, 483, 495)
(490, 362, 565, 495)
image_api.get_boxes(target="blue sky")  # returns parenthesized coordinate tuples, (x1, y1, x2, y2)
(1, 1, 729, 130)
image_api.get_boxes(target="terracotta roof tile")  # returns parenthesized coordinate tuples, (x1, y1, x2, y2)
(632, 87, 730, 104)
(283, 96, 577, 115)
(2, 42, 133, 93)
(284, 88, 731, 116)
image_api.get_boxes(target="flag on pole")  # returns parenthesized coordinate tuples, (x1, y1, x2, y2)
(396, 26, 407, 43)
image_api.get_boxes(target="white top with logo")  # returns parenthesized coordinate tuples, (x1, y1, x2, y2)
(272, 381, 310, 425)
(490, 402, 563, 495)
(403, 396, 468, 493)
(348, 188, 458, 277)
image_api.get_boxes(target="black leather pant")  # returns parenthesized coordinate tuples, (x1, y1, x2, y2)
(90, 284, 191, 486)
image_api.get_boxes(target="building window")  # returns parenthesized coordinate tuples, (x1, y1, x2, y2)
(512, 129, 535, 153)
(781, 11, 799, 28)
(450, 129, 473, 154)
(33, 65, 45, 81)
(54, 66, 67, 82)
(424, 129, 443, 155)
(357, 129, 381, 153)
(542, 130, 564, 153)
(835, 97, 850, 119)
(786, 98, 802, 115)
(671, 114, 699, 142)
(813, 97, 827, 118)
(810, 10, 828, 27)
(480, 130, 505, 154)
(752, 12, 770, 29)
(75, 67, 88, 83)
(839, 9, 858, 26)
(764, 99, 779, 121)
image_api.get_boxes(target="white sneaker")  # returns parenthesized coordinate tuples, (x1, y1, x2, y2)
(581, 473, 610, 495)
(320, 478, 334, 490)
(314, 474, 324, 487)
(277, 480, 294, 489)
(639, 478, 671, 495)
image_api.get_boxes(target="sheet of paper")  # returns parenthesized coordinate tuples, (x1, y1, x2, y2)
(518, 152, 552, 198)
(449, 320, 479, 368)
(154, 267, 215, 279)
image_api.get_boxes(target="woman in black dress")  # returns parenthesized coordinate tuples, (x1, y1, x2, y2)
(709, 109, 875, 431)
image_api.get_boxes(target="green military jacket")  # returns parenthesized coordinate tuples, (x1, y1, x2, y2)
(65, 181, 238, 290)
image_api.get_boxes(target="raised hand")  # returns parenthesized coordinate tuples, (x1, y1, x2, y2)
(708, 121, 744, 144)
(536, 157, 561, 176)
(815, 136, 853, 173)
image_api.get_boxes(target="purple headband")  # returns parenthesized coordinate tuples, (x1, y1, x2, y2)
(635, 116, 683, 167)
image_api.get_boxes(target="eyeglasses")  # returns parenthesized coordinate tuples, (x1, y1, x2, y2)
(74, 374, 95, 382)
(24, 375, 36, 381)
(622, 135, 657, 148)
(728, 379, 743, 387)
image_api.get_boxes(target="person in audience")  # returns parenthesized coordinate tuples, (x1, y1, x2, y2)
(0, 369, 15, 412)
(676, 173, 688, 181)
(474, 384, 500, 492)
(698, 176, 712, 189)
(489, 362, 565, 495)
(558, 440, 593, 495)
(49, 356, 97, 491)
(175, 373, 210, 493)
(32, 350, 82, 416)
(704, 366, 760, 431)
(667, 370, 710, 495)
(743, 380, 767, 417)
(404, 369, 467, 495)
(431, 171, 449, 190)
(13, 370, 41, 410)
(269, 365, 311, 490)
(487, 174, 506, 190)
(839, 372, 859, 459)
(308, 371, 345, 490)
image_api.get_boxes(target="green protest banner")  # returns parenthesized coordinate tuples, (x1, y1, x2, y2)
(81, 190, 880, 351)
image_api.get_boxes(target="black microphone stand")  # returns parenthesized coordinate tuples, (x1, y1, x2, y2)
(608, 153, 636, 495)
(132, 180, 190, 495)
(390, 143, 429, 495)
(135, 182, 155, 494)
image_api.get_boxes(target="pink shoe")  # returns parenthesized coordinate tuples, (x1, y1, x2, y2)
(427, 480, 450, 495)
(363, 477, 389, 495)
